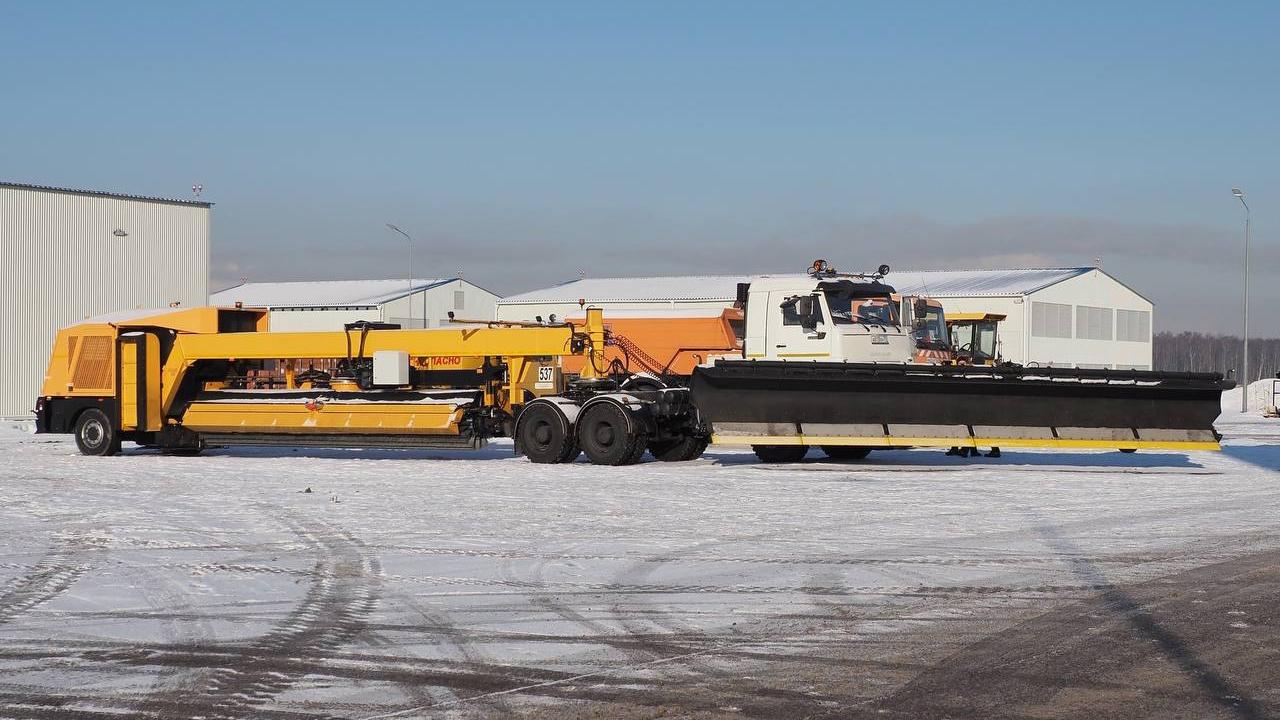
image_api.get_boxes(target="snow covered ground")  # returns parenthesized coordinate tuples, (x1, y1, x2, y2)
(1, 401, 1278, 719)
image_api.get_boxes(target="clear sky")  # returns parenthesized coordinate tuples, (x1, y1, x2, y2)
(2, 2, 1276, 333)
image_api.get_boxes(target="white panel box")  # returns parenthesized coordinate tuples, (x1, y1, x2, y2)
(373, 351, 410, 386)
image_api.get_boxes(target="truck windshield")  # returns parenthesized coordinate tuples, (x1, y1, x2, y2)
(952, 321, 998, 361)
(826, 293, 899, 326)
(975, 322, 998, 359)
(913, 307, 948, 347)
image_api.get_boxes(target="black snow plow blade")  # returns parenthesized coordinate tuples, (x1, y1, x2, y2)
(689, 361, 1231, 451)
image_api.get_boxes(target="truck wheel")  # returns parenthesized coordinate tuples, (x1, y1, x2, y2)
(578, 402, 647, 466)
(822, 445, 871, 460)
(516, 403, 580, 464)
(752, 444, 808, 463)
(74, 408, 120, 457)
(648, 435, 709, 462)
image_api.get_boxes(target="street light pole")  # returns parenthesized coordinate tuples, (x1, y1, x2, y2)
(1232, 189, 1251, 412)
(386, 223, 416, 328)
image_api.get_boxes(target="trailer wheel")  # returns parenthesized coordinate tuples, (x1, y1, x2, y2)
(578, 402, 647, 466)
(822, 445, 871, 460)
(516, 402, 581, 464)
(648, 435, 709, 462)
(752, 444, 808, 463)
(74, 408, 120, 457)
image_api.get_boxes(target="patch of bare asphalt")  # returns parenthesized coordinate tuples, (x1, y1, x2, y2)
(847, 549, 1280, 720)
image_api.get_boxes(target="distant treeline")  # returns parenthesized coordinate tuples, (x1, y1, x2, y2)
(1154, 332, 1280, 381)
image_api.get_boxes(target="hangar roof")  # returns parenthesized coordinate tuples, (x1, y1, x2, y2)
(0, 180, 213, 208)
(211, 278, 460, 309)
(499, 268, 1097, 305)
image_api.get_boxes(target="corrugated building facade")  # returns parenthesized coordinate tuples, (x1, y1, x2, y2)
(496, 267, 1153, 370)
(210, 278, 499, 332)
(1, 182, 210, 419)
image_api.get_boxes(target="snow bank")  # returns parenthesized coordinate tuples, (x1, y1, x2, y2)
(1221, 378, 1280, 416)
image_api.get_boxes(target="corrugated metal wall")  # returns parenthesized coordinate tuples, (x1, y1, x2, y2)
(0, 186, 210, 419)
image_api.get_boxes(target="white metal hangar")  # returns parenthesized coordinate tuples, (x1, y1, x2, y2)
(496, 267, 1154, 370)
(210, 278, 499, 332)
(1, 181, 211, 420)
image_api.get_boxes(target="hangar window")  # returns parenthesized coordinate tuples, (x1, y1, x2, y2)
(454, 291, 466, 310)
(1116, 309, 1150, 342)
(1031, 301, 1072, 338)
(1075, 305, 1113, 341)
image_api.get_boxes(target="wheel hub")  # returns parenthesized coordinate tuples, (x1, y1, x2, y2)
(83, 421, 103, 446)
(533, 422, 552, 445)
(593, 423, 615, 446)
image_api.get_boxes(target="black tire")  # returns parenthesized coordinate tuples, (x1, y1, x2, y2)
(578, 401, 647, 466)
(648, 435, 709, 462)
(74, 408, 120, 456)
(822, 445, 871, 460)
(752, 444, 808, 463)
(516, 402, 580, 464)
(1119, 448, 1137, 454)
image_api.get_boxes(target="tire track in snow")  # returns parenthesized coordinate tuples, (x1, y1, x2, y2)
(500, 546, 660, 667)
(126, 513, 382, 719)
(375, 543, 1181, 569)
(0, 532, 97, 625)
(372, 595, 515, 715)
(599, 538, 857, 717)
(371, 572, 1121, 597)
(121, 565, 220, 715)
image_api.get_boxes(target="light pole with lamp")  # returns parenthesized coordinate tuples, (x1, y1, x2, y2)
(385, 223, 419, 328)
(1232, 188, 1251, 412)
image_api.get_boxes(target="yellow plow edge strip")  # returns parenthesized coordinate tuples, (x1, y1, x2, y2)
(710, 435, 1221, 451)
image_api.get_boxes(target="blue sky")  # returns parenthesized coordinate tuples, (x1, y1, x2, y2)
(2, 2, 1276, 332)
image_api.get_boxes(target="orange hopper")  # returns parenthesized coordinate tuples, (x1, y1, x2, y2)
(563, 308, 743, 377)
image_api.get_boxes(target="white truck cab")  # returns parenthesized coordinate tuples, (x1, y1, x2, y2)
(740, 275, 915, 363)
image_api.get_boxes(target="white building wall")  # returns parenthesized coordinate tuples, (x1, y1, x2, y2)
(0, 186, 210, 419)
(266, 308, 380, 332)
(257, 281, 500, 332)
(496, 298, 732, 322)
(1023, 270, 1153, 369)
(383, 280, 498, 328)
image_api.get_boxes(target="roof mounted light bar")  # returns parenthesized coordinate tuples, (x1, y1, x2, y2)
(807, 259, 890, 281)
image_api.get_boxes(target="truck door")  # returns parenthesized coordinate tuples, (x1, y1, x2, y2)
(119, 332, 162, 433)
(765, 291, 831, 360)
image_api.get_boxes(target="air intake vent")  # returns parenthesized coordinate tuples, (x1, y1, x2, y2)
(72, 336, 113, 390)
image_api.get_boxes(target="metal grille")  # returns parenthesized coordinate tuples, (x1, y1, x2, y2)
(1075, 305, 1114, 341)
(1116, 309, 1150, 342)
(67, 336, 78, 368)
(72, 336, 113, 390)
(1031, 301, 1073, 338)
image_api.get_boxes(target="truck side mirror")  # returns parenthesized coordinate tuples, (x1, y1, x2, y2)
(797, 297, 822, 331)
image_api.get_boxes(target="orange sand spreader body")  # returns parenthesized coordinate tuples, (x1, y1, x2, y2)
(562, 308, 743, 377)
